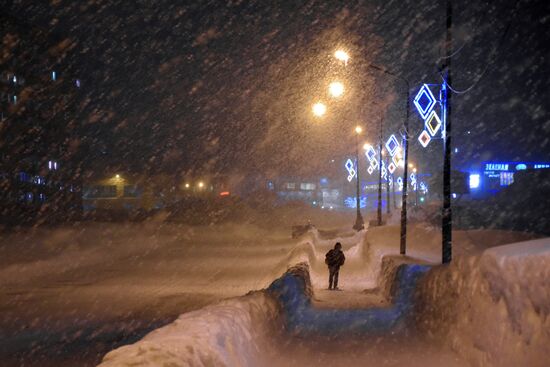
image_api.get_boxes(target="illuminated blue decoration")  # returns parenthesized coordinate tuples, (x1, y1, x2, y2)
(385, 135, 400, 157)
(344, 196, 367, 209)
(410, 172, 417, 190)
(425, 110, 442, 136)
(515, 164, 527, 171)
(392, 154, 401, 167)
(419, 181, 428, 194)
(364, 144, 379, 174)
(485, 163, 509, 171)
(52, 71, 57, 81)
(365, 145, 377, 161)
(345, 159, 356, 182)
(396, 177, 403, 191)
(534, 164, 550, 169)
(388, 162, 396, 174)
(469, 174, 480, 189)
(418, 130, 431, 148)
(381, 161, 388, 181)
(414, 84, 437, 120)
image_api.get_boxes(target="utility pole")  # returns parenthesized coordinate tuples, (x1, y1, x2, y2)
(442, 0, 453, 264)
(377, 117, 383, 226)
(400, 87, 410, 255)
(353, 129, 365, 231)
(386, 155, 391, 215)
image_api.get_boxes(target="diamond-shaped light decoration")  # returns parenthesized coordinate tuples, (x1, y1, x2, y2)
(364, 145, 377, 162)
(388, 162, 396, 174)
(345, 159, 356, 182)
(385, 134, 400, 157)
(425, 110, 442, 136)
(369, 157, 379, 170)
(392, 153, 400, 167)
(367, 166, 374, 175)
(418, 130, 431, 148)
(414, 84, 437, 120)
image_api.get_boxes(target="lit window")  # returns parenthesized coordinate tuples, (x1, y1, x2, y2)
(500, 172, 514, 186)
(469, 174, 480, 189)
(300, 183, 316, 191)
(285, 183, 296, 190)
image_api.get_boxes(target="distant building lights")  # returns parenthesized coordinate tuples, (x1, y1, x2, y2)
(515, 164, 527, 171)
(469, 174, 480, 189)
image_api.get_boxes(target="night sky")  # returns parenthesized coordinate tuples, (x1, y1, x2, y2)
(4, 0, 549, 177)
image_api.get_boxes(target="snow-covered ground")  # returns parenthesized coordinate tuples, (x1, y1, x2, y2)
(92, 219, 548, 367)
(0, 210, 545, 366)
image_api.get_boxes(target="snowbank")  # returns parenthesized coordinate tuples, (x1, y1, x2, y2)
(268, 262, 431, 336)
(98, 291, 280, 367)
(415, 238, 550, 367)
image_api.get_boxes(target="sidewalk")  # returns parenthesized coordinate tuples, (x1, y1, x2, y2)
(312, 289, 389, 309)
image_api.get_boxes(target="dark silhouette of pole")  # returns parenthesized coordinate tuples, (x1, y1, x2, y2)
(415, 170, 419, 206)
(377, 118, 383, 226)
(386, 155, 391, 214)
(400, 85, 410, 255)
(366, 64, 410, 251)
(392, 174, 397, 209)
(442, 0, 453, 263)
(353, 130, 365, 231)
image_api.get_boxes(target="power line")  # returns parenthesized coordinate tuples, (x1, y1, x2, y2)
(439, 9, 514, 94)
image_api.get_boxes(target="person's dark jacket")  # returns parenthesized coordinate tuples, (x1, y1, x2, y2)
(325, 249, 345, 268)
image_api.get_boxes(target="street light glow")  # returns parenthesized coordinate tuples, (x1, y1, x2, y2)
(363, 143, 370, 150)
(329, 81, 344, 98)
(198, 181, 204, 188)
(355, 126, 362, 134)
(334, 50, 350, 64)
(312, 102, 327, 117)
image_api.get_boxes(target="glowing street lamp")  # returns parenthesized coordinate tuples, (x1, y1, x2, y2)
(355, 126, 362, 134)
(328, 81, 344, 98)
(198, 181, 204, 189)
(312, 102, 327, 117)
(334, 50, 350, 64)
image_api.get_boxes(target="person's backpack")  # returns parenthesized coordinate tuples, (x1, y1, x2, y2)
(325, 249, 335, 266)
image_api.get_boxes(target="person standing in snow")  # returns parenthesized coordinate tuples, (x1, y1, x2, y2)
(325, 242, 345, 290)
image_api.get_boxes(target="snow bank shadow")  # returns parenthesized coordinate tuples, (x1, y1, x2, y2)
(268, 262, 431, 336)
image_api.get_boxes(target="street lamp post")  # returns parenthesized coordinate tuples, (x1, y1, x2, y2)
(377, 118, 383, 226)
(366, 64, 410, 255)
(413, 168, 418, 206)
(353, 126, 365, 231)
